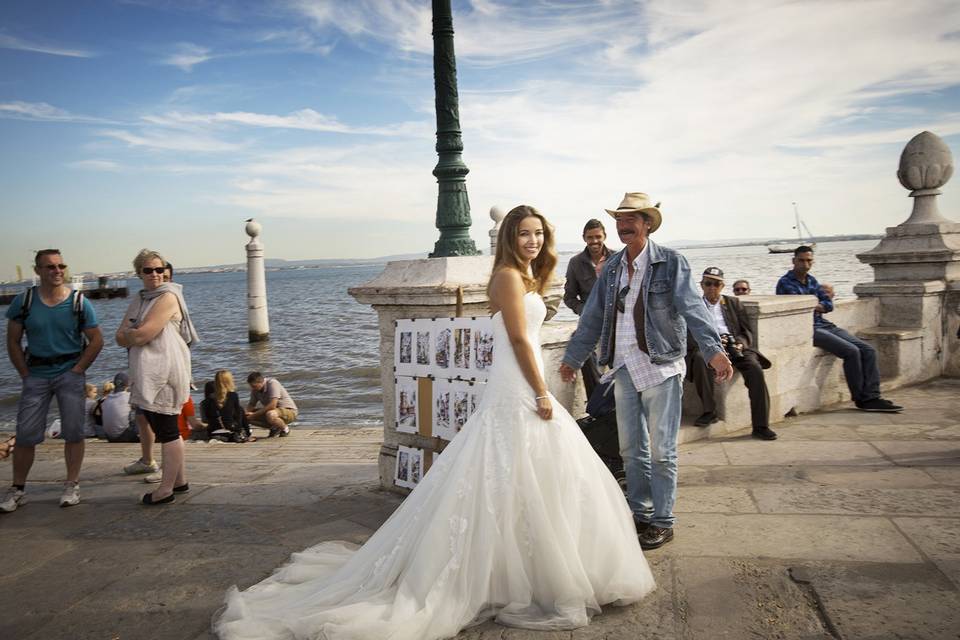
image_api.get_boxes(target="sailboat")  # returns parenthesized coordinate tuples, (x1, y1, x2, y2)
(767, 202, 816, 254)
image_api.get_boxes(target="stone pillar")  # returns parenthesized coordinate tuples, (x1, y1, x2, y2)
(489, 205, 505, 255)
(245, 219, 270, 342)
(855, 131, 959, 379)
(348, 257, 572, 492)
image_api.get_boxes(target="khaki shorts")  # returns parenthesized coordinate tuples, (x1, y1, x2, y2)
(250, 407, 297, 426)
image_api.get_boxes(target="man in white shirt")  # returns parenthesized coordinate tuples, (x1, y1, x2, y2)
(688, 267, 776, 440)
(562, 193, 733, 550)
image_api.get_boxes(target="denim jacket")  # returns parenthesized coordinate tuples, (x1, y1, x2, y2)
(563, 239, 724, 369)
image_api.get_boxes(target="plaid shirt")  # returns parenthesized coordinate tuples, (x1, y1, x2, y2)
(601, 243, 685, 391)
(775, 270, 833, 326)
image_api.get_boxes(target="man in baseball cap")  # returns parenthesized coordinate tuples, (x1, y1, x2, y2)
(688, 267, 776, 440)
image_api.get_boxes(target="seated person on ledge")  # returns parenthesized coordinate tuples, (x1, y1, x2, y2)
(202, 371, 253, 442)
(687, 267, 777, 440)
(101, 372, 139, 443)
(732, 279, 751, 296)
(776, 245, 902, 413)
(245, 371, 298, 437)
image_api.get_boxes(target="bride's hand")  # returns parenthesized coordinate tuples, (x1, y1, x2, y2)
(535, 396, 552, 421)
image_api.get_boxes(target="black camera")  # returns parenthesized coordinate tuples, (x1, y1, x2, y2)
(720, 333, 745, 362)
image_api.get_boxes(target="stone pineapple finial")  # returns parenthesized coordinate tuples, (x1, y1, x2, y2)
(897, 131, 954, 225)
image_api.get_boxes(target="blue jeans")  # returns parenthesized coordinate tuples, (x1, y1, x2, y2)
(613, 368, 683, 529)
(814, 323, 880, 403)
(16, 370, 86, 446)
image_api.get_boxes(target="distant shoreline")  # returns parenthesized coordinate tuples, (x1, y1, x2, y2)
(2, 235, 882, 283)
(665, 234, 882, 252)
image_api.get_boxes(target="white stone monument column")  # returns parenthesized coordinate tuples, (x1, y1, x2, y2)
(488, 205, 505, 255)
(855, 131, 959, 380)
(245, 219, 270, 343)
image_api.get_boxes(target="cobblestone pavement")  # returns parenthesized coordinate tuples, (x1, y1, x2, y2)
(1, 379, 958, 639)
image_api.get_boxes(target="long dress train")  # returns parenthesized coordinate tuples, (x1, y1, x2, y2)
(215, 292, 654, 640)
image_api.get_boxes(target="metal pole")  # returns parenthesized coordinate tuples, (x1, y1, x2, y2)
(245, 219, 270, 342)
(429, 0, 479, 258)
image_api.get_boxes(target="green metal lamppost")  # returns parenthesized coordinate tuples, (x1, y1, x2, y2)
(429, 0, 480, 258)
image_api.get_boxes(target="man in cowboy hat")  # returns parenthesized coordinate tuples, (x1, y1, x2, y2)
(688, 267, 777, 440)
(561, 192, 733, 550)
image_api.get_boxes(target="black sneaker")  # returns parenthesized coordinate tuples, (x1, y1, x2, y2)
(752, 427, 778, 440)
(856, 398, 901, 413)
(694, 412, 718, 427)
(640, 526, 674, 550)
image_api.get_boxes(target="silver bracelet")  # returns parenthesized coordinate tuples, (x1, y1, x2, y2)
(535, 395, 549, 400)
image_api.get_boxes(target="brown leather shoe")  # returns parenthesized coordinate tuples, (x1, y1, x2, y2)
(640, 526, 674, 550)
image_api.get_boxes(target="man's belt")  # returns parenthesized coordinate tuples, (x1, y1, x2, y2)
(27, 351, 82, 367)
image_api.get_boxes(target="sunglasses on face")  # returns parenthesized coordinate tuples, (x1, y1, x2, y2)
(141, 267, 166, 275)
(616, 285, 630, 313)
(701, 281, 723, 288)
(733, 288, 749, 293)
(43, 264, 68, 271)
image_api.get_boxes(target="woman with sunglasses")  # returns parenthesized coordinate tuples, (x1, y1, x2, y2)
(216, 206, 654, 640)
(116, 249, 199, 505)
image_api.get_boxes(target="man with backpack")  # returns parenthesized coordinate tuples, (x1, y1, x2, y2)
(1, 249, 103, 512)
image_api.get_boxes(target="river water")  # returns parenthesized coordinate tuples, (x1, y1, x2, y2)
(0, 239, 878, 431)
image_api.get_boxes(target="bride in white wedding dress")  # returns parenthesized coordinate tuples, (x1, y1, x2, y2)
(214, 205, 655, 640)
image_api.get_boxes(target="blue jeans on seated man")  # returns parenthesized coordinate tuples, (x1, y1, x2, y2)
(814, 321, 880, 403)
(612, 367, 683, 530)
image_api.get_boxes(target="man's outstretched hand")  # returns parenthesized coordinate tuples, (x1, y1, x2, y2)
(709, 352, 734, 383)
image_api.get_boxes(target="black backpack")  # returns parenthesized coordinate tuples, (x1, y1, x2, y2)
(15, 286, 88, 348)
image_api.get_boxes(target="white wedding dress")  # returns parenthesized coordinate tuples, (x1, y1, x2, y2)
(215, 292, 655, 640)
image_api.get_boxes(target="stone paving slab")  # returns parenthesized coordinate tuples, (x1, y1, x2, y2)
(723, 440, 892, 467)
(663, 514, 924, 563)
(799, 465, 940, 488)
(752, 486, 960, 516)
(795, 561, 960, 640)
(870, 440, 960, 465)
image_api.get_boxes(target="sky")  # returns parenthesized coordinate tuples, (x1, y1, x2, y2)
(1, 0, 959, 277)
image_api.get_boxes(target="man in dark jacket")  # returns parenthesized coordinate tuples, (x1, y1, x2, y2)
(563, 219, 613, 397)
(688, 267, 777, 440)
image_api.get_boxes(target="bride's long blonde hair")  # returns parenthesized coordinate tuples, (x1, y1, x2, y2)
(487, 205, 557, 297)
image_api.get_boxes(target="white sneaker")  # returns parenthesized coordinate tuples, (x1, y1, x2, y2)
(144, 472, 162, 484)
(0, 487, 26, 513)
(59, 482, 80, 508)
(124, 458, 159, 475)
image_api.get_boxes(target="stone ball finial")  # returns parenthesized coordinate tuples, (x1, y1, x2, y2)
(489, 205, 506, 223)
(898, 131, 954, 194)
(245, 218, 262, 238)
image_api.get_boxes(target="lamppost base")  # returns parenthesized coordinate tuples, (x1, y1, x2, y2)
(429, 238, 480, 258)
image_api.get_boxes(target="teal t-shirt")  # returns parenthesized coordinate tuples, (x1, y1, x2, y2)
(5, 288, 99, 378)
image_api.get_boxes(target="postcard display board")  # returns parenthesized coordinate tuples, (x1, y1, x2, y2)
(393, 316, 493, 489)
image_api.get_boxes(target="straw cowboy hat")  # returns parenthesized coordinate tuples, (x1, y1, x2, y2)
(605, 192, 662, 233)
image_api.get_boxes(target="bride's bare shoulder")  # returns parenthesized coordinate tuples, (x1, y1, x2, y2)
(489, 268, 525, 315)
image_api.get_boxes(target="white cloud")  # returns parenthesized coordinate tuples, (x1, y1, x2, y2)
(98, 128, 244, 153)
(292, 0, 638, 64)
(0, 33, 95, 57)
(68, 159, 123, 171)
(0, 101, 114, 124)
(161, 42, 214, 71)
(141, 108, 431, 136)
